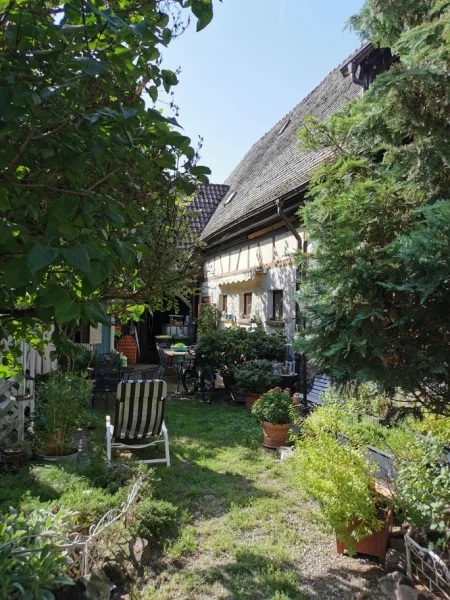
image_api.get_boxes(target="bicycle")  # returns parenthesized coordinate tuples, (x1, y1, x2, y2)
(181, 348, 216, 403)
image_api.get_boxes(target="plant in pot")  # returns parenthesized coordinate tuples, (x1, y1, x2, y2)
(33, 371, 93, 463)
(1, 439, 31, 464)
(292, 408, 392, 562)
(251, 387, 294, 447)
(233, 360, 280, 410)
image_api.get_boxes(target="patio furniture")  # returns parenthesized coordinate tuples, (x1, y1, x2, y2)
(121, 366, 164, 381)
(305, 375, 331, 406)
(106, 379, 170, 466)
(92, 353, 122, 410)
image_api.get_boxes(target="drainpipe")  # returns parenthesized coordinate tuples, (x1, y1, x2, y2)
(276, 198, 302, 249)
(276, 199, 309, 406)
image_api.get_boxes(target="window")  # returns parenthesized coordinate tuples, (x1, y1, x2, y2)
(243, 293, 252, 318)
(272, 290, 283, 321)
(224, 191, 236, 206)
(73, 324, 90, 344)
(222, 295, 228, 314)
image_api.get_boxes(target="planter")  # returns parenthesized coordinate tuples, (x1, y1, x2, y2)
(336, 506, 393, 565)
(262, 422, 291, 448)
(1, 449, 26, 464)
(245, 393, 260, 411)
(222, 373, 236, 390)
(37, 448, 79, 464)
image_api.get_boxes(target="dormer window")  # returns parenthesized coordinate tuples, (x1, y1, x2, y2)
(340, 43, 395, 91)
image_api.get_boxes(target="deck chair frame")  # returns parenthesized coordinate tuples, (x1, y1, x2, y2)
(106, 379, 170, 466)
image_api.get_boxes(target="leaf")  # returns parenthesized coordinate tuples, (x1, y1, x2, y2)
(0, 188, 11, 211)
(190, 165, 211, 176)
(83, 300, 109, 326)
(55, 298, 81, 324)
(40, 287, 71, 307)
(191, 0, 214, 31)
(27, 243, 59, 274)
(61, 245, 91, 273)
(111, 239, 134, 262)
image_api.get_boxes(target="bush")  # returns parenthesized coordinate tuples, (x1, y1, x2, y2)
(292, 413, 384, 554)
(34, 371, 93, 456)
(130, 498, 179, 547)
(409, 413, 450, 446)
(251, 388, 294, 425)
(233, 360, 279, 395)
(0, 508, 74, 599)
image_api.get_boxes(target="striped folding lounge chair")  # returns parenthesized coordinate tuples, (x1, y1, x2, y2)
(106, 379, 170, 466)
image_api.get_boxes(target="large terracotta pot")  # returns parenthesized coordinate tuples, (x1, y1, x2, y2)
(335, 506, 393, 565)
(245, 393, 260, 411)
(262, 422, 290, 448)
(222, 374, 236, 390)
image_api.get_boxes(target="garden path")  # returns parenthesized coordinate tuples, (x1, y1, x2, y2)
(136, 394, 384, 600)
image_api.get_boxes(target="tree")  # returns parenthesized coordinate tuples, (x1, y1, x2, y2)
(295, 0, 450, 414)
(0, 0, 217, 374)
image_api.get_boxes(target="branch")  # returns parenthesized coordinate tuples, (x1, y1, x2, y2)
(86, 166, 122, 191)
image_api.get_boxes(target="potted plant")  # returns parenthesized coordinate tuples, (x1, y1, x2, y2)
(233, 360, 279, 410)
(1, 439, 31, 464)
(292, 408, 393, 562)
(251, 387, 294, 447)
(33, 371, 93, 463)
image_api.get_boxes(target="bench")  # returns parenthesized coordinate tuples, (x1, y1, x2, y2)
(306, 375, 331, 406)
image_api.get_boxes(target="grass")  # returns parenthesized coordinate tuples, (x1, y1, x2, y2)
(132, 396, 309, 600)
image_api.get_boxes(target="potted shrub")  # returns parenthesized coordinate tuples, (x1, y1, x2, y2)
(251, 387, 294, 447)
(233, 360, 279, 410)
(33, 371, 93, 463)
(292, 409, 393, 562)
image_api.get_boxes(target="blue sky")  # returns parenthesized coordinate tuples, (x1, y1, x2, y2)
(158, 0, 364, 183)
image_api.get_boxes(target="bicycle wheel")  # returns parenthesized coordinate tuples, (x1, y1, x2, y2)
(201, 370, 215, 404)
(182, 369, 197, 395)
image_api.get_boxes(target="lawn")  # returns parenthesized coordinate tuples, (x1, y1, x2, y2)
(0, 394, 382, 599)
(133, 396, 382, 600)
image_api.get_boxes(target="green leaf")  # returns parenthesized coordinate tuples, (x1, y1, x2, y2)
(40, 287, 71, 307)
(111, 239, 134, 262)
(61, 245, 91, 273)
(55, 298, 81, 324)
(0, 188, 11, 211)
(82, 300, 109, 326)
(190, 165, 211, 176)
(191, 0, 214, 31)
(27, 243, 59, 274)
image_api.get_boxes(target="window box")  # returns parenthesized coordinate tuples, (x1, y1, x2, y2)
(266, 319, 285, 328)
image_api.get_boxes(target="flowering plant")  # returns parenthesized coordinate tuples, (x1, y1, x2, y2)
(251, 387, 295, 425)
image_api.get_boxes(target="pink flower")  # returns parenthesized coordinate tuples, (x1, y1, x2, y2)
(284, 388, 291, 393)
(274, 386, 281, 391)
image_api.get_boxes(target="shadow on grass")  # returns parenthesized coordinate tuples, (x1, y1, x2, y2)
(299, 562, 383, 599)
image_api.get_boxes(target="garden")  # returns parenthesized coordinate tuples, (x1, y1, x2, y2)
(1, 323, 450, 599)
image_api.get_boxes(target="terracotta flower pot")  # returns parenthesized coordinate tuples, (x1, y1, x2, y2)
(262, 422, 290, 448)
(245, 393, 260, 411)
(222, 374, 236, 390)
(335, 506, 393, 565)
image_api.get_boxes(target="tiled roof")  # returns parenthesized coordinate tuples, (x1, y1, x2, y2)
(187, 184, 229, 236)
(202, 49, 364, 241)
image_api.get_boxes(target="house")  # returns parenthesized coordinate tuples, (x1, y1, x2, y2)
(200, 43, 393, 343)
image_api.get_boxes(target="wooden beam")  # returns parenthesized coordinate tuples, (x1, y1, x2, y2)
(248, 222, 284, 240)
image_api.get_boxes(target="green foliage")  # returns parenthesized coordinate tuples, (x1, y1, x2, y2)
(33, 371, 93, 455)
(292, 412, 384, 553)
(197, 305, 220, 338)
(196, 327, 287, 371)
(232, 360, 280, 395)
(295, 0, 450, 414)
(409, 413, 450, 444)
(0, 508, 74, 600)
(130, 497, 179, 548)
(251, 388, 293, 425)
(0, 0, 216, 374)
(393, 438, 450, 554)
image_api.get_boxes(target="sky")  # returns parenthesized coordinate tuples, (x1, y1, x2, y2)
(156, 0, 364, 184)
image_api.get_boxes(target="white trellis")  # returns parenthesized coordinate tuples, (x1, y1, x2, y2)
(405, 534, 450, 599)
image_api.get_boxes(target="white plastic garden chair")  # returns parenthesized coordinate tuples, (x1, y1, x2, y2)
(106, 379, 170, 466)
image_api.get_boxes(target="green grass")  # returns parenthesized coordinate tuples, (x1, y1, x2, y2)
(134, 396, 308, 600)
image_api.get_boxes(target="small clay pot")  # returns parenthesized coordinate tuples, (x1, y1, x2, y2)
(245, 393, 261, 411)
(262, 422, 290, 448)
